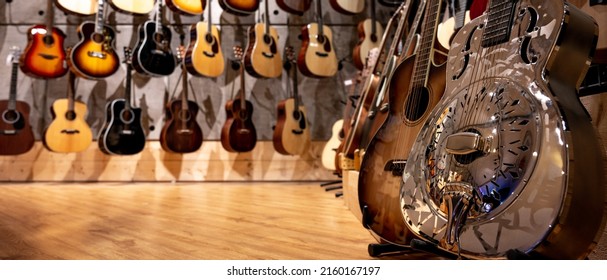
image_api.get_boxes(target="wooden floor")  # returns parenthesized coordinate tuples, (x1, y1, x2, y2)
(0, 182, 384, 260)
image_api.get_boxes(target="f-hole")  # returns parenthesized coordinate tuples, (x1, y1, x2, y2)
(519, 7, 539, 64)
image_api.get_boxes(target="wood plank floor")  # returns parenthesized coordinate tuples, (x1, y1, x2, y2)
(0, 182, 384, 260)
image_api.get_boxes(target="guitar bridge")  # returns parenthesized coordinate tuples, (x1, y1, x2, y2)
(384, 159, 407, 176)
(152, 49, 167, 56)
(1, 130, 16, 135)
(38, 53, 58, 60)
(177, 129, 192, 135)
(203, 51, 216, 58)
(314, 51, 328, 57)
(262, 52, 275, 58)
(120, 130, 134, 135)
(61, 129, 80, 135)
(87, 51, 106, 59)
(291, 129, 303, 135)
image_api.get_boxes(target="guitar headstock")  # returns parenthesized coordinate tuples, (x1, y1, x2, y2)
(363, 47, 380, 77)
(231, 46, 244, 70)
(6, 46, 21, 66)
(285, 46, 295, 63)
(175, 45, 186, 62)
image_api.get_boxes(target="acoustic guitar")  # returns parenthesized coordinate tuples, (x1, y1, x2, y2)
(166, 0, 205, 16)
(400, 0, 606, 259)
(55, 0, 97, 16)
(221, 47, 257, 153)
(320, 119, 343, 171)
(108, 0, 155, 15)
(67, 0, 120, 80)
(0, 48, 35, 156)
(218, 0, 259, 16)
(43, 71, 93, 153)
(244, 0, 282, 79)
(132, 0, 177, 77)
(330, 0, 364, 15)
(159, 46, 204, 154)
(273, 47, 310, 156)
(297, 0, 338, 78)
(20, 0, 68, 79)
(185, 0, 225, 78)
(358, 0, 446, 246)
(352, 0, 384, 70)
(276, 0, 311, 16)
(98, 47, 146, 156)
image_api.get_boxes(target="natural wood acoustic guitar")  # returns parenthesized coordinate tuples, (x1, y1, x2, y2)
(185, 0, 225, 78)
(244, 0, 282, 79)
(108, 0, 155, 15)
(297, 0, 338, 78)
(352, 0, 384, 70)
(55, 0, 97, 16)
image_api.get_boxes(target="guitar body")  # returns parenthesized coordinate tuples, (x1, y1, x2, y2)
(276, 0, 311, 16)
(98, 99, 146, 155)
(221, 99, 257, 153)
(352, 19, 384, 70)
(186, 22, 225, 78)
(160, 100, 204, 153)
(321, 119, 343, 171)
(400, 1, 606, 259)
(273, 98, 311, 156)
(329, 0, 364, 15)
(244, 23, 282, 79)
(0, 100, 35, 155)
(358, 53, 446, 245)
(43, 99, 93, 153)
(68, 22, 120, 80)
(132, 21, 177, 77)
(108, 0, 155, 14)
(166, 0, 205, 15)
(55, 0, 97, 16)
(218, 0, 259, 16)
(297, 23, 338, 78)
(20, 25, 68, 79)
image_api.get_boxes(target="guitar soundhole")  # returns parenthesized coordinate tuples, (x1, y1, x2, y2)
(205, 33, 215, 44)
(120, 109, 135, 124)
(65, 110, 76, 121)
(370, 34, 378, 43)
(238, 110, 249, 121)
(316, 35, 326, 44)
(403, 87, 430, 122)
(263, 34, 272, 45)
(154, 32, 166, 48)
(178, 110, 191, 122)
(292, 110, 301, 120)
(1, 109, 20, 124)
(43, 35, 55, 46)
(91, 32, 104, 44)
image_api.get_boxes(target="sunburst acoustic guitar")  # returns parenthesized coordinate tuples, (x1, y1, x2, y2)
(20, 0, 68, 79)
(0, 48, 35, 156)
(166, 0, 205, 16)
(67, 0, 119, 80)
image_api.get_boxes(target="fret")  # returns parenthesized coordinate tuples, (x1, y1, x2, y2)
(8, 60, 18, 111)
(95, 0, 105, 35)
(482, 0, 516, 47)
(264, 0, 270, 35)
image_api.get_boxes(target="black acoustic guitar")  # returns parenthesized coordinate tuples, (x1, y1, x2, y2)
(132, 0, 177, 76)
(159, 46, 204, 153)
(98, 47, 146, 155)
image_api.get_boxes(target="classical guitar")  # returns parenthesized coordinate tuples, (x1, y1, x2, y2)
(55, 0, 97, 16)
(98, 47, 146, 156)
(221, 47, 257, 153)
(0, 48, 35, 156)
(67, 0, 120, 80)
(321, 119, 343, 171)
(276, 0, 311, 16)
(20, 0, 68, 79)
(43, 71, 93, 153)
(297, 0, 338, 78)
(273, 47, 311, 156)
(400, 0, 605, 259)
(244, 0, 282, 79)
(132, 0, 177, 77)
(166, 0, 205, 16)
(352, 0, 384, 70)
(159, 46, 204, 154)
(330, 0, 364, 15)
(358, 0, 446, 246)
(218, 0, 259, 16)
(108, 0, 155, 15)
(185, 0, 225, 78)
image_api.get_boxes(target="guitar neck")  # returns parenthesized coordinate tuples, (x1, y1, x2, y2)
(292, 59, 299, 108)
(181, 61, 188, 109)
(410, 0, 442, 89)
(207, 0, 213, 33)
(264, 0, 270, 34)
(316, 0, 324, 37)
(67, 71, 76, 112)
(482, 0, 517, 47)
(454, 0, 467, 30)
(239, 59, 246, 110)
(125, 62, 132, 111)
(45, 0, 54, 32)
(370, 0, 377, 36)
(8, 61, 19, 111)
(155, 0, 163, 33)
(95, 0, 105, 34)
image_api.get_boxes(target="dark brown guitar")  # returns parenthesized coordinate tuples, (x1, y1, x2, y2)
(358, 0, 446, 245)
(159, 46, 203, 154)
(221, 47, 257, 153)
(0, 47, 35, 156)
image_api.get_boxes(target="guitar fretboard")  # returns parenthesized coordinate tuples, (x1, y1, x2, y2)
(481, 0, 517, 48)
